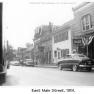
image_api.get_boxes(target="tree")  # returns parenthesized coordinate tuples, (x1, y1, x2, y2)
(3, 41, 15, 62)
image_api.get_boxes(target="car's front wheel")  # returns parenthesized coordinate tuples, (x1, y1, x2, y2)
(72, 65, 78, 72)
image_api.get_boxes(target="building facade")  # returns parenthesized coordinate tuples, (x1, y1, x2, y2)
(34, 23, 53, 64)
(33, 2, 94, 65)
(0, 3, 2, 63)
(52, 2, 94, 63)
(52, 21, 72, 63)
(72, 2, 94, 59)
(16, 44, 34, 60)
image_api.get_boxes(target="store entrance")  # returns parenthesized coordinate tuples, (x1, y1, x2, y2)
(88, 37, 94, 59)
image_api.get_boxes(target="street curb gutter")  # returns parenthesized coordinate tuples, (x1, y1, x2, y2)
(35, 65, 94, 71)
(35, 65, 58, 69)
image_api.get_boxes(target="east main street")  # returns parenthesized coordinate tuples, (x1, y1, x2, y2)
(1, 65, 94, 86)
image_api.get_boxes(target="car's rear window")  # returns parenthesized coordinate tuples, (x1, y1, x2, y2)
(65, 55, 72, 58)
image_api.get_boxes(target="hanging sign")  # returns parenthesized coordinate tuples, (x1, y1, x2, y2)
(73, 39, 83, 46)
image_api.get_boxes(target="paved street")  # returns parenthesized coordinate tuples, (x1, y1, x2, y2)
(1, 65, 94, 86)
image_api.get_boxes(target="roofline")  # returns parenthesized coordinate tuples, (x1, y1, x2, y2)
(53, 20, 73, 34)
(72, 2, 90, 12)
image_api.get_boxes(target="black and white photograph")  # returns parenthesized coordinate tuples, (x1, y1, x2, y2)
(0, 0, 94, 93)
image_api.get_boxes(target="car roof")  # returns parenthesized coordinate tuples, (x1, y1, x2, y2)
(25, 59, 32, 60)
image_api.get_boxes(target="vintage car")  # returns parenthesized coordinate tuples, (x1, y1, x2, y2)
(57, 54, 94, 72)
(23, 59, 34, 67)
(10, 60, 20, 66)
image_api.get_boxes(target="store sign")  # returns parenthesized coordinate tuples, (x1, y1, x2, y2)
(82, 36, 94, 45)
(73, 39, 82, 44)
(73, 39, 82, 46)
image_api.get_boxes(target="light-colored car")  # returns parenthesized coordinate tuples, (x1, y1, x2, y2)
(57, 54, 94, 72)
(10, 60, 20, 66)
(24, 59, 34, 67)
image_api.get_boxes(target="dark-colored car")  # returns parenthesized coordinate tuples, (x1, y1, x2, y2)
(57, 54, 94, 72)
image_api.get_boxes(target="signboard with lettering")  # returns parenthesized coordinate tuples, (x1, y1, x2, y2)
(73, 39, 83, 46)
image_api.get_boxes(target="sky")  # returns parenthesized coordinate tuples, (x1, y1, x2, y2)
(3, 0, 83, 49)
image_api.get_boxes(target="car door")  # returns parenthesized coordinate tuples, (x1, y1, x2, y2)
(62, 55, 73, 68)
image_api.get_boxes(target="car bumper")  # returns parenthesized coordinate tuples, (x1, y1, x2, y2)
(79, 65, 92, 67)
(78, 65, 92, 70)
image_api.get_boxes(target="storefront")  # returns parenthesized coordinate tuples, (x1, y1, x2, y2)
(73, 33, 94, 59)
(73, 37, 84, 54)
(82, 34, 94, 59)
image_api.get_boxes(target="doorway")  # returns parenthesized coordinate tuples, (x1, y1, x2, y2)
(88, 37, 94, 59)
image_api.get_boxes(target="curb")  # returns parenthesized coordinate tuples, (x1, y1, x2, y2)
(35, 65, 58, 69)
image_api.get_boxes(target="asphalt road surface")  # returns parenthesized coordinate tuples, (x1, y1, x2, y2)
(1, 65, 94, 86)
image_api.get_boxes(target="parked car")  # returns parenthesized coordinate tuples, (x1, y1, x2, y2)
(57, 54, 94, 72)
(24, 59, 34, 67)
(10, 60, 20, 66)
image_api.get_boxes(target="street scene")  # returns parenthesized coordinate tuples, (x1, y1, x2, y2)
(2, 65, 94, 86)
(1, 1, 94, 87)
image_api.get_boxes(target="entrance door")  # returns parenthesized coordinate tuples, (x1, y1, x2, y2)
(88, 37, 94, 59)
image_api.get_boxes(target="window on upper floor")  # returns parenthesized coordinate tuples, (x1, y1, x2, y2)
(35, 27, 42, 35)
(81, 14, 92, 31)
(38, 27, 42, 35)
(54, 31, 68, 43)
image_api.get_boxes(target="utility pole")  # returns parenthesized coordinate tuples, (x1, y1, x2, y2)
(86, 45, 88, 57)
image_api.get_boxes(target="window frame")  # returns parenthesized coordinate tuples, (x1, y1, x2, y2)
(81, 14, 92, 31)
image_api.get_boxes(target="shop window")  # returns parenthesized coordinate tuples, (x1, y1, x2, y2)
(65, 49, 69, 55)
(60, 49, 69, 58)
(61, 50, 63, 57)
(58, 52, 60, 59)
